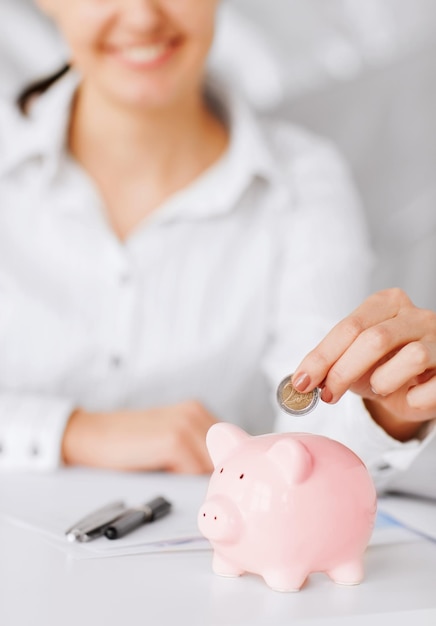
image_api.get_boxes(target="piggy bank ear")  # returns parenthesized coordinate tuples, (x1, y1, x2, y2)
(266, 438, 313, 485)
(206, 423, 249, 469)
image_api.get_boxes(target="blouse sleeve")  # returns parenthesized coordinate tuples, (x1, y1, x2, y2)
(261, 129, 435, 495)
(0, 392, 74, 471)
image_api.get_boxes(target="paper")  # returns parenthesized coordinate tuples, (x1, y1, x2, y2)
(0, 469, 211, 559)
(378, 494, 436, 542)
(370, 510, 420, 546)
(0, 468, 424, 560)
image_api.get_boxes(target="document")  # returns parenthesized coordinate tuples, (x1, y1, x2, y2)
(0, 469, 210, 559)
(378, 494, 436, 543)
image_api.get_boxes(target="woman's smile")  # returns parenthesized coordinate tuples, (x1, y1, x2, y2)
(106, 38, 182, 71)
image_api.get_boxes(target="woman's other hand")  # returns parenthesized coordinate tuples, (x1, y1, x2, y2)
(293, 289, 436, 441)
(62, 400, 217, 473)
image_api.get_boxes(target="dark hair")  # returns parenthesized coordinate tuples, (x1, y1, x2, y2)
(17, 64, 71, 114)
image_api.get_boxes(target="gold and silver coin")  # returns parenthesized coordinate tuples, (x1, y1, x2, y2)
(276, 374, 320, 416)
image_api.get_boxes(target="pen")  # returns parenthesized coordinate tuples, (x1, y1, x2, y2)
(104, 496, 172, 540)
(65, 500, 127, 542)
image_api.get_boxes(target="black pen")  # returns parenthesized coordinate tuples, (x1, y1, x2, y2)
(104, 496, 172, 540)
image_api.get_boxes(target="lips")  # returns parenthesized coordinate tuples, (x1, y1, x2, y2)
(121, 42, 171, 63)
(108, 39, 179, 68)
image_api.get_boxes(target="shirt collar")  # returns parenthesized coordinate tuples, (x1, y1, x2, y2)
(0, 70, 287, 218)
(151, 77, 288, 223)
(0, 71, 79, 181)
(212, 76, 280, 186)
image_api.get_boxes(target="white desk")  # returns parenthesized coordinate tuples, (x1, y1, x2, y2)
(1, 470, 436, 626)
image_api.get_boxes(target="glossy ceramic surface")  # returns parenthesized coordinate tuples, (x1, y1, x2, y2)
(198, 423, 377, 592)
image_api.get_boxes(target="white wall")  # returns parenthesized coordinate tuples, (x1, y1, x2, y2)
(233, 0, 436, 310)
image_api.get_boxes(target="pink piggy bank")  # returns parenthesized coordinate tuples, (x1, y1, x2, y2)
(198, 423, 377, 592)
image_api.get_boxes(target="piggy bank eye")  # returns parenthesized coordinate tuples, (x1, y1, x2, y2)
(219, 468, 224, 474)
(239, 473, 244, 480)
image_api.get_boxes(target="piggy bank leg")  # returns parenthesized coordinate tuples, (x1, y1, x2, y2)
(262, 569, 308, 592)
(212, 551, 244, 578)
(327, 559, 364, 586)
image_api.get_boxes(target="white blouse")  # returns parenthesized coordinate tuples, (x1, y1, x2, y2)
(0, 71, 433, 493)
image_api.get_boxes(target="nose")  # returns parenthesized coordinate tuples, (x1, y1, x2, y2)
(198, 496, 241, 544)
(122, 0, 163, 30)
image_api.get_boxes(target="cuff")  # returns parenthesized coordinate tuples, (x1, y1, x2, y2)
(0, 394, 75, 471)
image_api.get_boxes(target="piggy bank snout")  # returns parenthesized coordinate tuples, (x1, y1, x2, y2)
(198, 495, 242, 544)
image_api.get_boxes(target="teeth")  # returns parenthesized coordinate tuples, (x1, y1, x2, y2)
(121, 43, 169, 63)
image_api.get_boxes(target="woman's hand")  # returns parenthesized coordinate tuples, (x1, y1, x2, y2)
(62, 400, 217, 473)
(292, 289, 436, 441)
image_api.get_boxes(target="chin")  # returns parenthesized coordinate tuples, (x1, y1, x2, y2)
(114, 89, 182, 111)
(107, 75, 198, 112)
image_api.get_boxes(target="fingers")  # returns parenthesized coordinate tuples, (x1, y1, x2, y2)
(407, 374, 436, 412)
(370, 342, 436, 397)
(294, 290, 436, 404)
(169, 428, 214, 474)
(294, 289, 412, 393)
(168, 444, 213, 474)
(321, 316, 431, 402)
(164, 401, 216, 474)
(103, 402, 216, 474)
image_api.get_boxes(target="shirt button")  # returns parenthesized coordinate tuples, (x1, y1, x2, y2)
(30, 444, 39, 457)
(119, 273, 131, 286)
(110, 355, 123, 368)
(377, 463, 391, 471)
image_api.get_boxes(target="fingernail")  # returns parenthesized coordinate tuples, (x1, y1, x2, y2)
(370, 385, 388, 397)
(293, 373, 311, 392)
(321, 387, 333, 403)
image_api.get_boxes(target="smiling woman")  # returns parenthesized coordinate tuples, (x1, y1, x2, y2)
(33, 0, 228, 239)
(36, 0, 218, 109)
(0, 0, 435, 492)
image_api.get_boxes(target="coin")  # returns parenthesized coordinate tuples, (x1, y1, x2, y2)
(276, 374, 320, 416)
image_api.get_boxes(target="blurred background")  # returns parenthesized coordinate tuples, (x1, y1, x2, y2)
(2, 0, 436, 310)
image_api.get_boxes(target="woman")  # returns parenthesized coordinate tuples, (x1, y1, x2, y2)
(0, 0, 435, 493)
